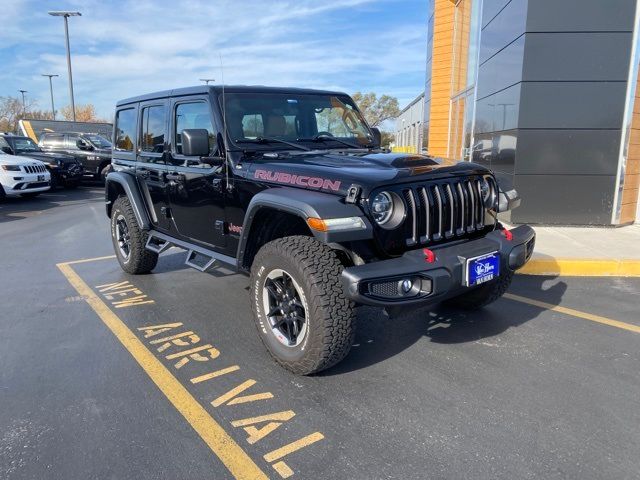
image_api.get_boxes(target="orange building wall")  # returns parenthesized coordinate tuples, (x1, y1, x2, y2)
(621, 73, 640, 224)
(428, 0, 472, 159)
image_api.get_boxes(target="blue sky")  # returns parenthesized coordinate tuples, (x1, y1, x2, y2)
(1, 0, 427, 120)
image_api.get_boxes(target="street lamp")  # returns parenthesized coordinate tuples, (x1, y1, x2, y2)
(19, 90, 28, 117)
(48, 11, 81, 121)
(42, 74, 59, 120)
(200, 78, 215, 85)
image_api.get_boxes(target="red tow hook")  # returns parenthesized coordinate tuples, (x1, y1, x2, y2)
(500, 227, 513, 241)
(423, 248, 436, 263)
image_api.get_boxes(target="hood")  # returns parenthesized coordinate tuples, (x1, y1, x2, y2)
(0, 153, 46, 167)
(243, 151, 490, 197)
(93, 148, 112, 156)
(15, 151, 76, 164)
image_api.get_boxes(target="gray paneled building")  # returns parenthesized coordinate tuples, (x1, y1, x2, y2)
(416, 0, 640, 225)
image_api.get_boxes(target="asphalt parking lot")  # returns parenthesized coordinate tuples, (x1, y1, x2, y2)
(1, 187, 640, 480)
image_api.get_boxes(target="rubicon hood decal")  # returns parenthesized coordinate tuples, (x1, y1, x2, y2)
(254, 169, 341, 192)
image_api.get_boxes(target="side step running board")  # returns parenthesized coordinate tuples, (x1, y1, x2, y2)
(145, 230, 237, 273)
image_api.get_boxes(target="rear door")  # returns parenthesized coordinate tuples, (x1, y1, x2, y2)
(40, 134, 66, 153)
(165, 97, 226, 249)
(136, 101, 173, 232)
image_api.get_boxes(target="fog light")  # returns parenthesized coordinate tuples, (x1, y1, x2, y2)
(400, 279, 413, 294)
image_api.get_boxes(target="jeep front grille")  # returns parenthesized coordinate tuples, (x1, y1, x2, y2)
(401, 178, 487, 246)
(23, 164, 46, 173)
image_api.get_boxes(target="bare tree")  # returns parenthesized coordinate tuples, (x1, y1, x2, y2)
(351, 92, 401, 127)
(0, 96, 38, 133)
(60, 104, 108, 123)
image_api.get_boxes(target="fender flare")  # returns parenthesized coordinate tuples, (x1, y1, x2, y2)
(105, 171, 152, 230)
(236, 187, 373, 263)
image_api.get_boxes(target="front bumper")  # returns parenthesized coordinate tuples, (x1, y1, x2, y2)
(341, 225, 535, 307)
(54, 164, 84, 184)
(1, 172, 51, 196)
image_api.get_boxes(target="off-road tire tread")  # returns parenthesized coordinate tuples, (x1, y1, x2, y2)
(251, 236, 355, 375)
(112, 196, 158, 274)
(447, 270, 513, 310)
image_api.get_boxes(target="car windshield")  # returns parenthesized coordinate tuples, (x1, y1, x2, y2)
(11, 137, 40, 152)
(85, 134, 112, 148)
(222, 92, 373, 150)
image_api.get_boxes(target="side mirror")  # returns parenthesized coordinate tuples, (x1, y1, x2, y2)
(77, 139, 92, 150)
(181, 129, 210, 157)
(370, 127, 382, 147)
(1, 146, 12, 154)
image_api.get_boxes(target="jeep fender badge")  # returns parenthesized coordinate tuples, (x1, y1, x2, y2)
(345, 184, 361, 204)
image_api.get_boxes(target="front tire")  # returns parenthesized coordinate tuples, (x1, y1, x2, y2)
(110, 196, 158, 274)
(100, 164, 112, 183)
(445, 270, 513, 310)
(250, 236, 355, 375)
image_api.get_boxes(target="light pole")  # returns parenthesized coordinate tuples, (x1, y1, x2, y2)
(48, 11, 81, 121)
(200, 78, 215, 85)
(19, 90, 28, 117)
(42, 74, 59, 120)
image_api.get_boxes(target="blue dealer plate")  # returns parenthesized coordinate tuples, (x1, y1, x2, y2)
(466, 252, 500, 286)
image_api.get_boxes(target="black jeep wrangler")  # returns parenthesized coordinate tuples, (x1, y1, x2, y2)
(106, 86, 535, 375)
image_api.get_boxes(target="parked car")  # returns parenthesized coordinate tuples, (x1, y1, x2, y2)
(106, 85, 534, 375)
(0, 135, 83, 188)
(39, 132, 112, 181)
(0, 151, 51, 199)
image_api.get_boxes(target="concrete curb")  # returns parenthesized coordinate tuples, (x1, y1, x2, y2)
(519, 258, 640, 277)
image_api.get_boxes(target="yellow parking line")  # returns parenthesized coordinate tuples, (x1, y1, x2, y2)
(57, 262, 268, 480)
(60, 255, 116, 266)
(519, 258, 640, 277)
(503, 293, 640, 334)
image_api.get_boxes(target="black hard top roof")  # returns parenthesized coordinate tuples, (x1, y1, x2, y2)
(116, 85, 350, 107)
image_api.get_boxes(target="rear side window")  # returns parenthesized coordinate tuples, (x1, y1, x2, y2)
(41, 134, 64, 147)
(174, 102, 216, 155)
(140, 105, 166, 153)
(115, 108, 136, 151)
(66, 134, 80, 149)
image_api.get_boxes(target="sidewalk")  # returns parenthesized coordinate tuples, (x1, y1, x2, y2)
(515, 223, 640, 277)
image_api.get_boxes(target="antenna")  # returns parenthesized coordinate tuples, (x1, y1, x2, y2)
(219, 53, 232, 191)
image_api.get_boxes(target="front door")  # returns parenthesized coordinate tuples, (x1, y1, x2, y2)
(135, 102, 172, 232)
(64, 133, 86, 165)
(165, 98, 226, 249)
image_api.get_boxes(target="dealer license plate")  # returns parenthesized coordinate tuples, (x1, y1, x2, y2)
(466, 252, 500, 286)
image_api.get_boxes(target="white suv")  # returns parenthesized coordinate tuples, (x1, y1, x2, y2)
(0, 152, 51, 199)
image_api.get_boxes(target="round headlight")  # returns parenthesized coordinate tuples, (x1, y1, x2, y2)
(371, 192, 393, 225)
(480, 176, 496, 208)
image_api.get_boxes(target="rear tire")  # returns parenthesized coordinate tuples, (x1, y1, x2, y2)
(250, 236, 355, 375)
(110, 196, 158, 274)
(445, 270, 513, 310)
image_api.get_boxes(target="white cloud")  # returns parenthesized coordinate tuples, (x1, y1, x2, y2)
(2, 0, 428, 118)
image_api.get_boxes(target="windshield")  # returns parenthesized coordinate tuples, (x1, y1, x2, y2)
(85, 134, 112, 149)
(11, 137, 40, 152)
(221, 93, 373, 150)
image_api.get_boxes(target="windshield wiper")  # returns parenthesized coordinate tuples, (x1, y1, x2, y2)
(235, 137, 310, 151)
(299, 134, 371, 150)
